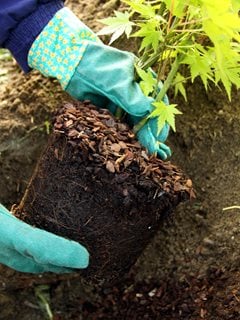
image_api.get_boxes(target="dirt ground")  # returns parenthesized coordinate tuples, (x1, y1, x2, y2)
(0, 0, 240, 319)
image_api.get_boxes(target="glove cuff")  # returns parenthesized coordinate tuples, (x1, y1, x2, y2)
(4, 1, 64, 73)
(28, 7, 99, 88)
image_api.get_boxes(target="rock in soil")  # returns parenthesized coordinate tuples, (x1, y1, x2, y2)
(13, 101, 194, 285)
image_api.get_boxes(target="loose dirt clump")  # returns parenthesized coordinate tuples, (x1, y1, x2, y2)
(13, 101, 193, 285)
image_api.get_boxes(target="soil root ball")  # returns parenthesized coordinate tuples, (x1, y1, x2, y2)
(13, 101, 194, 285)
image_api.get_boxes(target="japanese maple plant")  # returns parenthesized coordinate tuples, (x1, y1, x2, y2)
(98, 0, 240, 134)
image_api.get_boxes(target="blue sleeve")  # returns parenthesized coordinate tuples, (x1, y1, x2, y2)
(0, 1, 54, 45)
(0, 0, 64, 72)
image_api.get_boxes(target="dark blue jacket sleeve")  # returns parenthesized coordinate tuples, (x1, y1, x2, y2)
(0, 0, 64, 72)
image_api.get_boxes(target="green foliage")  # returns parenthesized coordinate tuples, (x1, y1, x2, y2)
(97, 11, 134, 44)
(133, 21, 164, 52)
(135, 65, 158, 96)
(124, 0, 159, 18)
(174, 72, 187, 101)
(99, 0, 240, 132)
(44, 120, 51, 135)
(149, 101, 182, 133)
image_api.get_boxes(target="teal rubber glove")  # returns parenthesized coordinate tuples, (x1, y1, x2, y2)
(0, 204, 89, 273)
(127, 83, 171, 159)
(28, 7, 171, 159)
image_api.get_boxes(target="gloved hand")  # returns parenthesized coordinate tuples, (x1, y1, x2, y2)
(127, 83, 171, 160)
(28, 7, 171, 160)
(0, 204, 89, 273)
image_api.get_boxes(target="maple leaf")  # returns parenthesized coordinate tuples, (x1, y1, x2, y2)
(135, 66, 157, 96)
(132, 21, 163, 52)
(148, 101, 182, 134)
(97, 11, 135, 44)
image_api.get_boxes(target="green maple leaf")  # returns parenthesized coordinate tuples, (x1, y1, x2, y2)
(174, 72, 187, 101)
(132, 22, 163, 52)
(135, 66, 157, 96)
(181, 44, 215, 90)
(148, 101, 182, 133)
(163, 0, 187, 18)
(97, 11, 134, 44)
(123, 0, 157, 19)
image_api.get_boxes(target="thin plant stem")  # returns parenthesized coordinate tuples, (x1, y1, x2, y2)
(115, 107, 124, 120)
(155, 55, 181, 101)
(133, 55, 181, 134)
(223, 206, 240, 211)
(35, 286, 53, 320)
(167, 0, 175, 33)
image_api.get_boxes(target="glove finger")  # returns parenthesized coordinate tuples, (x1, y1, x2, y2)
(156, 148, 168, 160)
(16, 225, 89, 269)
(157, 123, 170, 143)
(0, 204, 89, 270)
(156, 142, 172, 160)
(148, 118, 169, 143)
(137, 125, 171, 160)
(136, 125, 158, 155)
(0, 247, 75, 273)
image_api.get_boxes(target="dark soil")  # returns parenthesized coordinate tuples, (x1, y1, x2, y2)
(13, 101, 193, 284)
(50, 269, 240, 320)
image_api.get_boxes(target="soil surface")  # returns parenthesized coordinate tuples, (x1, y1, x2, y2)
(0, 0, 240, 319)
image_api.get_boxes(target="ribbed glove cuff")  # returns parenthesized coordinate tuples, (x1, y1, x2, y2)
(4, 0, 64, 72)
